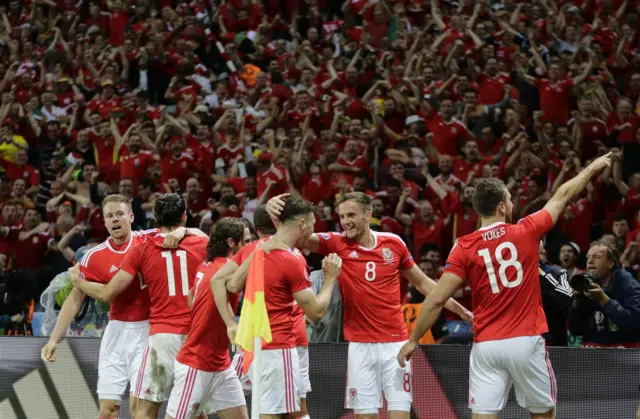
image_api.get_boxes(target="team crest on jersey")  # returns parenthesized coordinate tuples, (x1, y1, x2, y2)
(382, 248, 393, 261)
(348, 388, 357, 401)
(189, 403, 201, 415)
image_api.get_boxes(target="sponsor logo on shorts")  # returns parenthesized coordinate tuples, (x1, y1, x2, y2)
(348, 387, 357, 401)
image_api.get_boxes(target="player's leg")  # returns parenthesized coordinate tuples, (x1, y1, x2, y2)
(380, 342, 412, 419)
(125, 321, 151, 419)
(133, 334, 183, 419)
(210, 365, 248, 419)
(285, 346, 311, 419)
(165, 361, 209, 419)
(249, 348, 300, 419)
(97, 321, 129, 419)
(345, 342, 383, 418)
(468, 340, 512, 419)
(231, 351, 252, 392)
(508, 336, 556, 419)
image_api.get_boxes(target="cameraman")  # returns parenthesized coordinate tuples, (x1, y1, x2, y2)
(568, 241, 640, 347)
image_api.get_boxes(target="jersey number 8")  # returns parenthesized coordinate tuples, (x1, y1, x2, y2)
(365, 261, 376, 282)
(477, 242, 523, 294)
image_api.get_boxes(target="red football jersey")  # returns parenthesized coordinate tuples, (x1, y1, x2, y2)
(444, 210, 553, 343)
(177, 257, 238, 372)
(80, 230, 155, 322)
(232, 238, 309, 346)
(120, 234, 208, 335)
(315, 231, 415, 342)
(260, 249, 311, 349)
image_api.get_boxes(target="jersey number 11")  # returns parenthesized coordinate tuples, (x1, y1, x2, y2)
(161, 250, 189, 297)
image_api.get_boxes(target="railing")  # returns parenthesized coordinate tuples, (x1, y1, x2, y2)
(0, 338, 636, 419)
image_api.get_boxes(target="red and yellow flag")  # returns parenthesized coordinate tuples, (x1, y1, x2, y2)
(235, 248, 272, 374)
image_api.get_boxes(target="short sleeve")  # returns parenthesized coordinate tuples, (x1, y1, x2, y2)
(396, 238, 415, 271)
(443, 239, 467, 280)
(120, 244, 143, 277)
(79, 250, 102, 283)
(314, 232, 340, 256)
(516, 209, 554, 239)
(287, 256, 312, 295)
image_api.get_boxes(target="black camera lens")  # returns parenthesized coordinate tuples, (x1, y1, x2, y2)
(571, 273, 594, 294)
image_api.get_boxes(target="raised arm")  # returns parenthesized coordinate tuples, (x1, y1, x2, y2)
(543, 153, 611, 224)
(294, 254, 341, 323)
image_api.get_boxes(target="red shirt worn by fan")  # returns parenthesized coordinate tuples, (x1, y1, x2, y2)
(120, 234, 208, 335)
(80, 230, 156, 322)
(232, 238, 309, 347)
(315, 231, 415, 342)
(177, 257, 237, 372)
(444, 210, 553, 343)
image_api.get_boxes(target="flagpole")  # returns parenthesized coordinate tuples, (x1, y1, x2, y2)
(250, 336, 263, 419)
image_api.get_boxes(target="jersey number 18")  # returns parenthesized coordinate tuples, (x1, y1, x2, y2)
(477, 242, 523, 294)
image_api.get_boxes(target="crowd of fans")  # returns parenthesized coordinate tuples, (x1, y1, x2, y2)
(0, 0, 639, 343)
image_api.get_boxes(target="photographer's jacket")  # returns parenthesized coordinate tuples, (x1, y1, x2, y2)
(540, 262, 573, 346)
(568, 268, 640, 347)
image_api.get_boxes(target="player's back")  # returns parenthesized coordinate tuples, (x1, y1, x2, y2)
(262, 249, 311, 350)
(80, 231, 155, 322)
(233, 238, 309, 347)
(177, 258, 237, 372)
(134, 234, 208, 335)
(446, 210, 553, 342)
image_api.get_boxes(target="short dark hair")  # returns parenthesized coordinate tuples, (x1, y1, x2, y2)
(613, 215, 628, 224)
(472, 178, 508, 217)
(337, 192, 372, 213)
(254, 205, 277, 235)
(206, 217, 246, 262)
(138, 177, 156, 192)
(153, 193, 187, 227)
(278, 196, 312, 223)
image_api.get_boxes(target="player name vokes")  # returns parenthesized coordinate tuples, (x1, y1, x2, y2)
(481, 227, 506, 241)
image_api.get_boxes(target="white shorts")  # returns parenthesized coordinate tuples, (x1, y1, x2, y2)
(469, 335, 556, 415)
(345, 341, 412, 414)
(231, 351, 252, 391)
(166, 361, 246, 419)
(133, 333, 186, 403)
(297, 346, 311, 398)
(231, 346, 311, 398)
(97, 319, 149, 402)
(248, 347, 301, 414)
